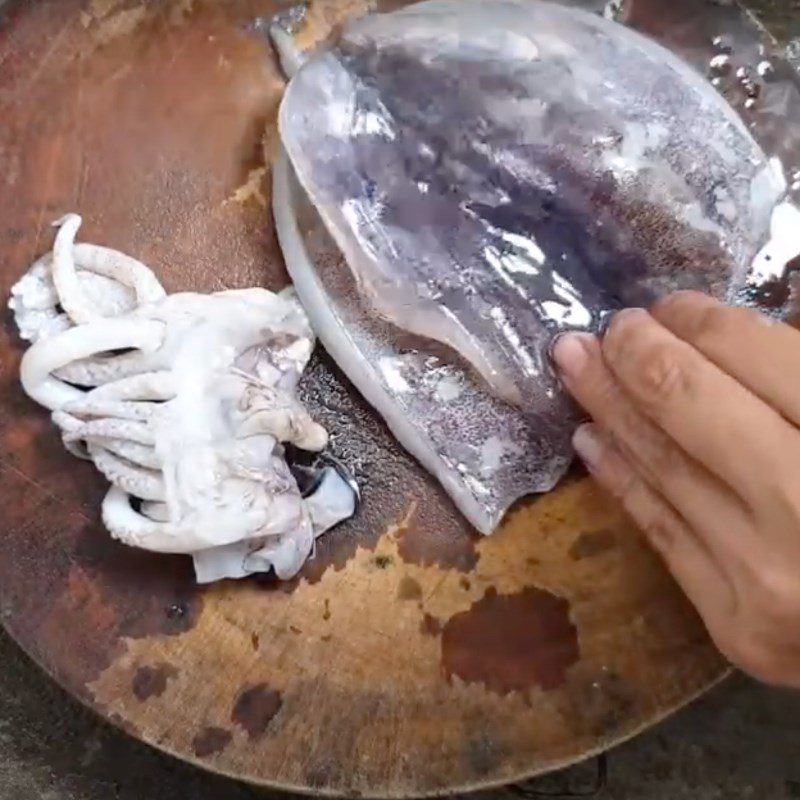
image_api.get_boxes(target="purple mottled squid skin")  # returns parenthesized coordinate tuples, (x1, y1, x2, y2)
(277, 0, 788, 531)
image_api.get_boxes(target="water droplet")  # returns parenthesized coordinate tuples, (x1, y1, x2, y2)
(602, 0, 623, 21)
(712, 35, 733, 54)
(711, 77, 723, 88)
(744, 97, 757, 110)
(756, 60, 775, 80)
(166, 602, 187, 619)
(708, 54, 731, 76)
(787, 38, 800, 71)
(734, 66, 760, 99)
(267, 3, 308, 35)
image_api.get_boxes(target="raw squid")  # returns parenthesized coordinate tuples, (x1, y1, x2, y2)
(10, 216, 359, 582)
(274, 0, 792, 533)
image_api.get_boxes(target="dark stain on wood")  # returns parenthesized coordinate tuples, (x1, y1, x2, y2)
(465, 731, 506, 776)
(397, 575, 422, 601)
(107, 711, 141, 739)
(396, 507, 479, 572)
(560, 670, 638, 740)
(72, 527, 202, 630)
(441, 587, 579, 694)
(0, 471, 203, 694)
(231, 684, 283, 739)
(569, 529, 617, 560)
(420, 613, 442, 637)
(585, 671, 637, 738)
(132, 663, 178, 701)
(251, 632, 260, 651)
(192, 726, 233, 758)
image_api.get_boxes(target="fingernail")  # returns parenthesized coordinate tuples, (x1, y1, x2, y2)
(572, 424, 604, 470)
(551, 333, 592, 378)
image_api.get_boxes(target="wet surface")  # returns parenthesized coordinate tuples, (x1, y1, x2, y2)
(0, 458, 202, 693)
(395, 506, 480, 572)
(192, 727, 234, 758)
(132, 664, 179, 702)
(440, 587, 580, 694)
(397, 575, 423, 600)
(231, 684, 284, 739)
(420, 612, 442, 637)
(569, 529, 618, 560)
(1, 631, 799, 800)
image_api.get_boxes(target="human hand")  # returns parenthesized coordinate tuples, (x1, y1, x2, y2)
(552, 291, 800, 688)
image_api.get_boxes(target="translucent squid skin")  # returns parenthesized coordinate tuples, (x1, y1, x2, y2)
(276, 0, 788, 531)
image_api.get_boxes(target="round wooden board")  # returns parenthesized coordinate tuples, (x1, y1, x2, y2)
(0, 0, 732, 796)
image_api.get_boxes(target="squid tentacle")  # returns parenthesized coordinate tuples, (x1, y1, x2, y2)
(53, 349, 162, 387)
(88, 437, 161, 470)
(102, 487, 184, 550)
(72, 242, 166, 306)
(20, 318, 165, 410)
(51, 214, 94, 324)
(50, 214, 166, 326)
(55, 415, 156, 446)
(84, 371, 176, 401)
(90, 446, 166, 501)
(11, 214, 352, 583)
(62, 396, 158, 422)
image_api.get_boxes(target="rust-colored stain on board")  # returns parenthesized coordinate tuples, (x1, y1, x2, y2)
(569, 529, 618, 560)
(231, 683, 283, 739)
(441, 587, 579, 694)
(192, 726, 234, 758)
(397, 575, 423, 601)
(132, 663, 179, 701)
(420, 613, 442, 637)
(396, 505, 480, 572)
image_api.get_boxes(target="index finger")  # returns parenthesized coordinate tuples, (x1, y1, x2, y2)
(601, 308, 800, 508)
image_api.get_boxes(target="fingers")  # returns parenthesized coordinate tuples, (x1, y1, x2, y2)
(601, 307, 800, 509)
(573, 423, 736, 622)
(652, 291, 800, 428)
(553, 332, 752, 562)
(554, 295, 800, 690)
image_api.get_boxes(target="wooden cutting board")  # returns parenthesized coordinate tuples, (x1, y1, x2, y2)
(3, 0, 792, 794)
